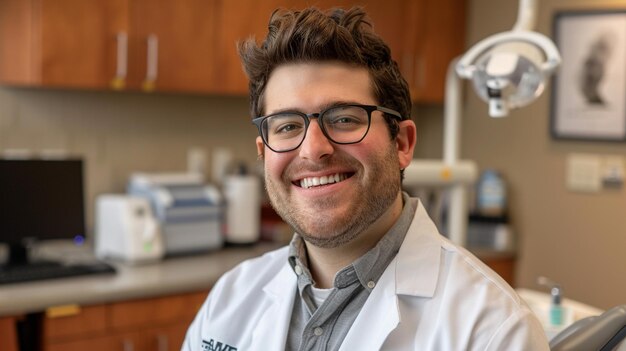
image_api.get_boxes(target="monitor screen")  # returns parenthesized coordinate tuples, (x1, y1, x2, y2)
(0, 159, 86, 246)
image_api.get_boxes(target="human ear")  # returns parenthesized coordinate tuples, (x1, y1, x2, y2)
(256, 136, 265, 159)
(395, 120, 417, 169)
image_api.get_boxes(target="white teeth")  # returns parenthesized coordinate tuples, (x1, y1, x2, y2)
(299, 173, 348, 189)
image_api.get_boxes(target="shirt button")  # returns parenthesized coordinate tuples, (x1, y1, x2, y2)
(367, 281, 376, 289)
(295, 265, 303, 275)
(314, 327, 323, 336)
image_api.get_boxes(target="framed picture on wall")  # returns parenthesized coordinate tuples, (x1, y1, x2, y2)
(551, 11, 626, 141)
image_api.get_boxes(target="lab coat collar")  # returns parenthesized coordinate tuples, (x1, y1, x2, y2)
(253, 261, 297, 350)
(252, 200, 442, 350)
(395, 200, 442, 297)
(339, 200, 442, 349)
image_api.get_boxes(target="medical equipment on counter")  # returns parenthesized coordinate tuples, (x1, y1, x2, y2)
(404, 0, 561, 246)
(128, 172, 224, 255)
(223, 164, 261, 245)
(95, 195, 164, 264)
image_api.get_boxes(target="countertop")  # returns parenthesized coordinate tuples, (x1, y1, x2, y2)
(0, 241, 514, 317)
(0, 242, 282, 317)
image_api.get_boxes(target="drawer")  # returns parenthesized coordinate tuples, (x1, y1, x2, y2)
(45, 331, 141, 351)
(109, 291, 207, 331)
(0, 316, 19, 351)
(43, 304, 107, 341)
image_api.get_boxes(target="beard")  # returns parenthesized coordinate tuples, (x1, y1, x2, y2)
(264, 142, 401, 249)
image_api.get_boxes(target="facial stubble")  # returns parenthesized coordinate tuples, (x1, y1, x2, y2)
(264, 142, 401, 249)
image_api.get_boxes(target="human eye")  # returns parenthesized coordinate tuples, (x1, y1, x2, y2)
(324, 107, 367, 129)
(267, 115, 304, 138)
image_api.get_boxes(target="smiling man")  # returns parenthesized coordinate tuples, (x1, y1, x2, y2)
(183, 7, 549, 351)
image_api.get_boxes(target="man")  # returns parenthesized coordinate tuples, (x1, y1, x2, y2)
(183, 7, 548, 351)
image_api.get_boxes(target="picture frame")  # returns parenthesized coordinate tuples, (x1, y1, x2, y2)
(551, 11, 626, 141)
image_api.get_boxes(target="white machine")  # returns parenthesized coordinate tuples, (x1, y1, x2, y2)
(128, 172, 224, 255)
(95, 195, 164, 264)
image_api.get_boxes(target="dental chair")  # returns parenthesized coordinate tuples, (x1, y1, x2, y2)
(550, 305, 626, 351)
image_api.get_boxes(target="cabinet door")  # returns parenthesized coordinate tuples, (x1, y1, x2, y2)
(143, 323, 190, 351)
(410, 0, 466, 103)
(320, 0, 465, 103)
(213, 0, 305, 95)
(214, 0, 413, 96)
(0, 316, 19, 351)
(38, 0, 128, 89)
(45, 332, 143, 351)
(0, 0, 128, 88)
(42, 304, 107, 341)
(129, 0, 217, 93)
(312, 0, 413, 72)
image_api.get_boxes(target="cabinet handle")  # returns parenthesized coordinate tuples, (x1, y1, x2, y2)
(122, 339, 134, 351)
(143, 34, 159, 91)
(157, 334, 169, 351)
(111, 32, 128, 90)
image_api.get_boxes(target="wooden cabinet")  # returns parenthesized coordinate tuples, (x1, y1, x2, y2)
(407, 0, 467, 103)
(215, 0, 465, 102)
(0, 316, 19, 351)
(127, 0, 217, 92)
(42, 290, 207, 351)
(0, 0, 216, 93)
(0, 0, 464, 102)
(213, 0, 290, 95)
(0, 0, 127, 89)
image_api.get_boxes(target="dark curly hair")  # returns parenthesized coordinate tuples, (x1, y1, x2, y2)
(238, 6, 412, 138)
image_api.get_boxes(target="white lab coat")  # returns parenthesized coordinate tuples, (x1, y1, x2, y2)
(182, 201, 549, 351)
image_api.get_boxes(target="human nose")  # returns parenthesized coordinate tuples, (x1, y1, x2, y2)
(298, 119, 334, 160)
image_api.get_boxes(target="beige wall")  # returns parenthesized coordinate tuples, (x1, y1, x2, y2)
(0, 88, 259, 230)
(458, 0, 626, 309)
(1, 0, 625, 310)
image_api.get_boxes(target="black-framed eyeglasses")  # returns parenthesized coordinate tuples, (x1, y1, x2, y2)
(252, 104, 403, 153)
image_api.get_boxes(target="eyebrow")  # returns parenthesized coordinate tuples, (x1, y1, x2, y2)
(266, 100, 367, 116)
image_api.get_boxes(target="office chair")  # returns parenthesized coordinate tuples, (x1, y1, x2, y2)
(550, 305, 626, 351)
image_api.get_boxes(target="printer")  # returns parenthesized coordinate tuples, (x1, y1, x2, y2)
(128, 172, 224, 255)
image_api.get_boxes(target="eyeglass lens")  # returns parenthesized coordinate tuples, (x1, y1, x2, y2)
(261, 105, 371, 152)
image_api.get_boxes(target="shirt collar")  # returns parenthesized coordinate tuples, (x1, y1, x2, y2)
(287, 192, 418, 291)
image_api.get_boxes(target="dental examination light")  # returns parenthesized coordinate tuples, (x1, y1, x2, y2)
(404, 0, 561, 246)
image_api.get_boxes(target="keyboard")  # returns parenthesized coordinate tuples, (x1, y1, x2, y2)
(0, 261, 116, 285)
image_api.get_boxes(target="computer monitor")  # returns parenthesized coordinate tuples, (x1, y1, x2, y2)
(0, 159, 86, 267)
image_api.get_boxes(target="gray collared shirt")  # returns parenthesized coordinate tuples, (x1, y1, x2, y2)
(285, 192, 418, 351)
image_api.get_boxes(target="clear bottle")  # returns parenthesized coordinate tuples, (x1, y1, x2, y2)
(476, 169, 507, 217)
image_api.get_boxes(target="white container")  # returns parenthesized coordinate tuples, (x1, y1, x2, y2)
(223, 174, 261, 244)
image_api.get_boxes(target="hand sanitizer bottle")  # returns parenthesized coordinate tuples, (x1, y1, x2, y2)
(550, 285, 563, 326)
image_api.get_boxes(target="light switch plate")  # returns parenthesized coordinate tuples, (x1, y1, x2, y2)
(566, 154, 601, 192)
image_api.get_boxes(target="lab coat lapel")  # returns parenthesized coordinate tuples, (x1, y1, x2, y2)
(251, 262, 296, 351)
(395, 201, 441, 297)
(339, 257, 400, 351)
(339, 200, 443, 350)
